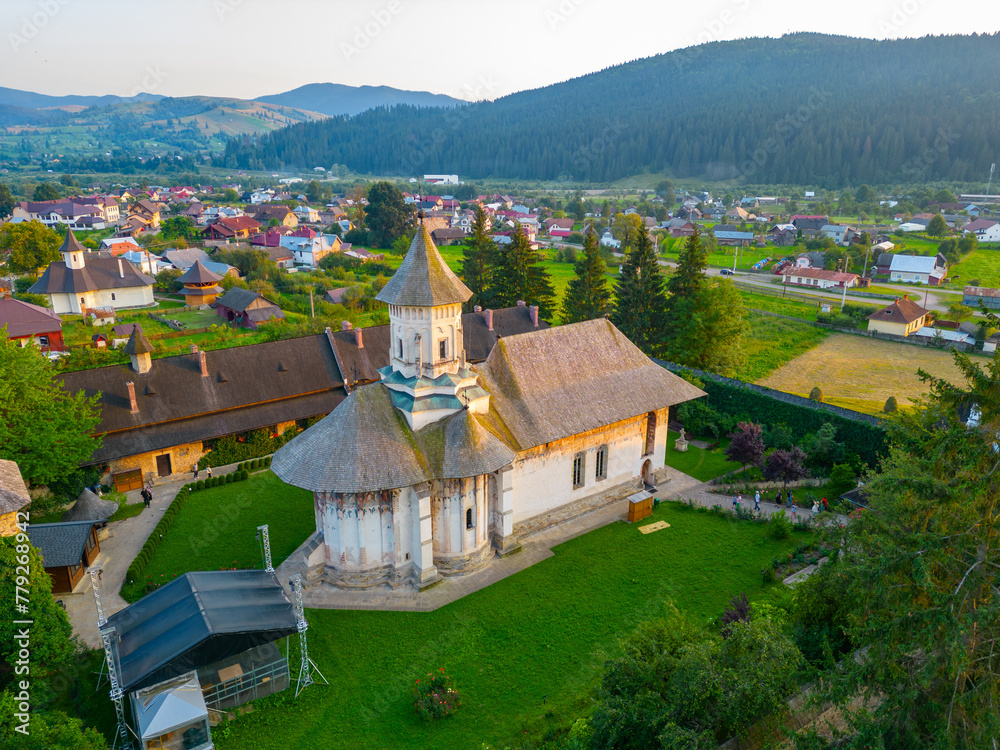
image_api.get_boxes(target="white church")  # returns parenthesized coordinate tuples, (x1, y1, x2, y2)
(272, 224, 704, 589)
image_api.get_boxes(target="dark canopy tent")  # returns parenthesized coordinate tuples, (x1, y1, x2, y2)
(107, 570, 298, 693)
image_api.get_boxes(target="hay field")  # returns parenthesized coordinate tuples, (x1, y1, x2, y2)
(758, 333, 969, 413)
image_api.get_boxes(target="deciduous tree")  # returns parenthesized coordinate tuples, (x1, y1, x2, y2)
(0, 182, 14, 218)
(0, 331, 102, 486)
(0, 222, 62, 274)
(762, 447, 808, 493)
(459, 205, 493, 311)
(365, 181, 413, 248)
(724, 422, 765, 472)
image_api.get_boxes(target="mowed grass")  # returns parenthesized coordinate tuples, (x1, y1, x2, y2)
(758, 332, 969, 412)
(121, 472, 314, 601)
(734, 312, 829, 382)
(664, 431, 740, 481)
(941, 246, 1000, 290)
(205, 501, 803, 750)
(737, 288, 822, 321)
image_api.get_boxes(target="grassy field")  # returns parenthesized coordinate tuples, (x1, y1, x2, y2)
(120, 472, 314, 602)
(663, 431, 740, 481)
(103, 498, 804, 750)
(737, 288, 822, 321)
(758, 332, 969, 413)
(735, 312, 830, 383)
(941, 246, 1000, 290)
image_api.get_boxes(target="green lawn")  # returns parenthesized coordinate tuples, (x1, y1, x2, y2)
(736, 312, 830, 383)
(120, 472, 314, 601)
(737, 288, 821, 321)
(663, 431, 740, 481)
(941, 246, 1000, 290)
(182, 501, 802, 750)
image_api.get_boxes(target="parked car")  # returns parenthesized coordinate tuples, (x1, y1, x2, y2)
(719, 268, 735, 276)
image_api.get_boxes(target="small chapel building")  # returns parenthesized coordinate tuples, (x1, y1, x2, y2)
(272, 224, 704, 590)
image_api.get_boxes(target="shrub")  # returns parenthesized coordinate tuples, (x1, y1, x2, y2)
(195, 480, 204, 490)
(809, 386, 824, 402)
(767, 510, 792, 540)
(413, 669, 460, 720)
(883, 396, 898, 413)
(225, 473, 233, 484)
(240, 470, 249, 481)
(250, 459, 259, 470)
(264, 456, 272, 467)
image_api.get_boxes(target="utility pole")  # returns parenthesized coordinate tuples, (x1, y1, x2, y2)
(309, 288, 314, 319)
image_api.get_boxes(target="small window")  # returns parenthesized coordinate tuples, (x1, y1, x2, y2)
(398, 339, 403, 358)
(111, 292, 116, 300)
(596, 445, 608, 481)
(439, 339, 447, 359)
(38, 335, 49, 347)
(572, 452, 585, 489)
(466, 507, 474, 529)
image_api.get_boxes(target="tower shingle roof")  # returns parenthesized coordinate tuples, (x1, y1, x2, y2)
(375, 224, 471, 307)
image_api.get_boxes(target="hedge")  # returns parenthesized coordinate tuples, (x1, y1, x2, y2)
(197, 427, 297, 469)
(660, 360, 889, 470)
(122, 470, 251, 601)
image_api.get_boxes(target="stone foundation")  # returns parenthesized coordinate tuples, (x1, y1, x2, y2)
(433, 541, 495, 577)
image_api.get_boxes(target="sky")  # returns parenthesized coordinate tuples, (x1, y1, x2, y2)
(2, 0, 998, 101)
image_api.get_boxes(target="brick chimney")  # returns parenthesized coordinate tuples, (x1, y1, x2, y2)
(190, 344, 198, 353)
(117, 258, 125, 279)
(126, 381, 138, 413)
(517, 299, 526, 307)
(529, 305, 539, 327)
(341, 320, 353, 331)
(199, 350, 208, 377)
(354, 327, 363, 348)
(483, 309, 493, 331)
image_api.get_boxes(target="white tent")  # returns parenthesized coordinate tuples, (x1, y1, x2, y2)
(132, 671, 212, 750)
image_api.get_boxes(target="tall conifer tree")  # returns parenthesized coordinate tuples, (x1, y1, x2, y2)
(459, 204, 493, 311)
(489, 224, 556, 321)
(611, 226, 667, 356)
(562, 227, 612, 323)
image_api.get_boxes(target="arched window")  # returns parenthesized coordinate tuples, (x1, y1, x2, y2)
(466, 507, 474, 529)
(572, 452, 585, 489)
(596, 445, 608, 481)
(439, 339, 447, 360)
(398, 339, 403, 359)
(644, 412, 657, 456)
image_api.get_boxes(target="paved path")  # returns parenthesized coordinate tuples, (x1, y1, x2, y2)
(61, 462, 247, 648)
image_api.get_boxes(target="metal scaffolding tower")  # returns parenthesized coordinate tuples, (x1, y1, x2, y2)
(99, 625, 134, 750)
(256, 524, 273, 573)
(289, 575, 328, 697)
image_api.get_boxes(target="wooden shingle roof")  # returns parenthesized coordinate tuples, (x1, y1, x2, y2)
(0, 459, 30, 516)
(376, 224, 471, 307)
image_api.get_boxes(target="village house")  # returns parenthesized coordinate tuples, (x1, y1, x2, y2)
(888, 254, 947, 286)
(0, 296, 65, 351)
(0, 459, 30, 537)
(27, 520, 103, 593)
(214, 288, 284, 329)
(129, 199, 161, 229)
(77, 195, 121, 224)
(12, 200, 108, 230)
(820, 224, 855, 246)
(866, 296, 930, 337)
(29, 229, 154, 315)
(293, 205, 320, 223)
(281, 232, 342, 267)
(203, 216, 262, 241)
(270, 225, 704, 590)
(963, 286, 1000, 311)
(252, 204, 298, 228)
(963, 219, 1000, 243)
(782, 266, 858, 289)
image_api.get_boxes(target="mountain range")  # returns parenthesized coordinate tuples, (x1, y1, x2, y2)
(221, 33, 1000, 187)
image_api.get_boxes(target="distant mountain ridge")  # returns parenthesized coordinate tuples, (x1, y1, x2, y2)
(0, 86, 162, 109)
(220, 33, 1000, 187)
(255, 83, 462, 117)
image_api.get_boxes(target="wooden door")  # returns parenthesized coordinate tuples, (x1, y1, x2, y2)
(156, 454, 172, 477)
(113, 469, 143, 493)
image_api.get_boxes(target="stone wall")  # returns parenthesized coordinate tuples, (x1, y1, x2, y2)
(102, 440, 205, 485)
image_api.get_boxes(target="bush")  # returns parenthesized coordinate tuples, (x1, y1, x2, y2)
(413, 669, 460, 720)
(767, 510, 792, 540)
(264, 456, 272, 467)
(240, 470, 249, 481)
(195, 480, 204, 491)
(809, 387, 824, 402)
(883, 396, 898, 413)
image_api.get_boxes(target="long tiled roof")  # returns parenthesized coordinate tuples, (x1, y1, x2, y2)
(376, 224, 471, 307)
(29, 235, 154, 295)
(476, 318, 706, 451)
(0, 297, 63, 338)
(867, 298, 930, 324)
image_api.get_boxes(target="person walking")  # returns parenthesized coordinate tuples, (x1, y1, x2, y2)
(821, 497, 828, 513)
(754, 490, 761, 512)
(811, 500, 819, 514)
(193, 463, 199, 480)
(206, 465, 213, 479)
(141, 485, 152, 508)
(790, 501, 797, 520)
(775, 490, 783, 506)
(732, 493, 739, 511)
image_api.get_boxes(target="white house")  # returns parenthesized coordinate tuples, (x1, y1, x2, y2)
(600, 230, 621, 249)
(963, 219, 1000, 243)
(889, 254, 947, 286)
(293, 205, 320, 223)
(783, 267, 858, 289)
(423, 174, 459, 185)
(820, 224, 854, 246)
(12, 201, 107, 230)
(29, 229, 155, 315)
(270, 225, 704, 591)
(280, 234, 342, 267)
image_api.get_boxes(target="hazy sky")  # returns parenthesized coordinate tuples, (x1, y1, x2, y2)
(3, 0, 997, 101)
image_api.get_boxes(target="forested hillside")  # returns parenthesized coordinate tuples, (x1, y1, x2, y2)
(219, 33, 1000, 186)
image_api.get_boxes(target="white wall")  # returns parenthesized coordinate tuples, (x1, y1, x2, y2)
(510, 410, 668, 525)
(49, 285, 153, 315)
